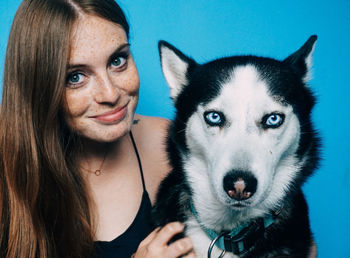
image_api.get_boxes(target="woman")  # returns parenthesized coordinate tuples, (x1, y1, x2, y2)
(0, 0, 194, 257)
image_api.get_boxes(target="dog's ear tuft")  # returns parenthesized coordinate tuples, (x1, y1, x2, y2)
(158, 41, 196, 101)
(283, 35, 317, 84)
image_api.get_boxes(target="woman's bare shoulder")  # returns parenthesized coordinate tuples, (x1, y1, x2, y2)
(132, 114, 170, 144)
(132, 114, 171, 203)
(134, 114, 169, 131)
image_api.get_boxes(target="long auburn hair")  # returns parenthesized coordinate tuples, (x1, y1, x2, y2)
(0, 0, 129, 257)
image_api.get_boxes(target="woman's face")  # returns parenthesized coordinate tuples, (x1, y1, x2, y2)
(64, 15, 139, 142)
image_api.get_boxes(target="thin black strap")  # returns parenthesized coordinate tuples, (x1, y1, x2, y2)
(129, 131, 146, 192)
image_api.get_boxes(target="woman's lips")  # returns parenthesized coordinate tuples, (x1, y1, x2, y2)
(92, 106, 127, 123)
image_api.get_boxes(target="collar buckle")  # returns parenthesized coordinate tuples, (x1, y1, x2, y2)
(223, 218, 265, 255)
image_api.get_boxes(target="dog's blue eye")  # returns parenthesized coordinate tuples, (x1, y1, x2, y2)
(204, 111, 225, 126)
(263, 113, 285, 129)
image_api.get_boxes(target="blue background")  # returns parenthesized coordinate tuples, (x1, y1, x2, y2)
(1, 1, 349, 257)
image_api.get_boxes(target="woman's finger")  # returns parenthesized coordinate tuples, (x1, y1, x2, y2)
(133, 222, 192, 258)
(152, 222, 185, 246)
(165, 237, 193, 258)
(182, 251, 196, 258)
(138, 227, 160, 247)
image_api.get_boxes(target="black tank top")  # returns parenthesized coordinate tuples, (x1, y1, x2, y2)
(94, 132, 153, 258)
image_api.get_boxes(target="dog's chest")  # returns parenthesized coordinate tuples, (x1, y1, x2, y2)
(185, 217, 238, 258)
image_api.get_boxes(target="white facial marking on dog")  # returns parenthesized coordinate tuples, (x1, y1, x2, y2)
(160, 46, 188, 100)
(184, 65, 301, 229)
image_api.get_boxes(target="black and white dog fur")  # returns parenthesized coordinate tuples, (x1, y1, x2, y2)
(152, 36, 320, 257)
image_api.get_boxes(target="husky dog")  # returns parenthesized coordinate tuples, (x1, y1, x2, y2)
(152, 36, 320, 257)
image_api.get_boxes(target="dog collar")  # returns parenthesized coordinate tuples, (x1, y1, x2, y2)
(189, 201, 276, 256)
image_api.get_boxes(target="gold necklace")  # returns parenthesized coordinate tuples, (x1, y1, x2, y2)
(81, 151, 108, 176)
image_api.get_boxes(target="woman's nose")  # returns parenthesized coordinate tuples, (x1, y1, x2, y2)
(94, 72, 120, 104)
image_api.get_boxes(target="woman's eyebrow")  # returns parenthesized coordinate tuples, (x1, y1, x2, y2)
(113, 43, 130, 53)
(109, 43, 131, 59)
(67, 43, 131, 70)
(67, 64, 88, 71)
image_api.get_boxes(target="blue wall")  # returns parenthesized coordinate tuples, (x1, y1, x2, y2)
(1, 1, 349, 257)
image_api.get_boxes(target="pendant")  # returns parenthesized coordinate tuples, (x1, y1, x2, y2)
(94, 169, 101, 176)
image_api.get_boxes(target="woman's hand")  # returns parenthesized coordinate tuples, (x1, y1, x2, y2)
(133, 222, 195, 258)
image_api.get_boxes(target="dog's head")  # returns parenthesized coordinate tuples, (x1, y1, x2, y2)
(159, 36, 319, 214)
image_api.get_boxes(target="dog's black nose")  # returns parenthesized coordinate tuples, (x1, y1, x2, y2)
(223, 170, 257, 201)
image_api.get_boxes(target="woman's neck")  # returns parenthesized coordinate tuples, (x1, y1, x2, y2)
(77, 131, 130, 177)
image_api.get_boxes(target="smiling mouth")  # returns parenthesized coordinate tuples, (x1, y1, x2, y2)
(92, 105, 128, 123)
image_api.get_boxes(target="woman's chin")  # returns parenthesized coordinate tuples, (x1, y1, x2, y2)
(78, 120, 132, 143)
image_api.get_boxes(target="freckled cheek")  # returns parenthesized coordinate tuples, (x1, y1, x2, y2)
(64, 91, 92, 118)
(117, 65, 140, 95)
(128, 75, 140, 95)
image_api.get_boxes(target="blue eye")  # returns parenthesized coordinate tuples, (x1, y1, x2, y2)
(111, 56, 127, 68)
(67, 72, 84, 86)
(204, 111, 225, 126)
(263, 113, 285, 129)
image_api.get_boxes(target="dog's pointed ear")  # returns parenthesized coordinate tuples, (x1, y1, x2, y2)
(158, 41, 196, 101)
(283, 35, 317, 84)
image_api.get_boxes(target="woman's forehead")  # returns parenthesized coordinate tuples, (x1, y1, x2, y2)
(69, 15, 127, 65)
